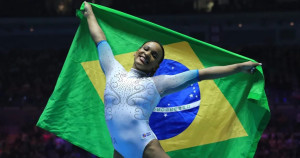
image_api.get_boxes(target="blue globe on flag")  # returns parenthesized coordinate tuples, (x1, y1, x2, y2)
(150, 59, 201, 140)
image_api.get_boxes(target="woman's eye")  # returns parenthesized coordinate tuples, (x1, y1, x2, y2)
(152, 52, 158, 59)
(144, 46, 149, 51)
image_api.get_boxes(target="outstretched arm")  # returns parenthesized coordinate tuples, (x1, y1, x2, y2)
(198, 61, 261, 80)
(153, 61, 261, 97)
(83, 1, 106, 44)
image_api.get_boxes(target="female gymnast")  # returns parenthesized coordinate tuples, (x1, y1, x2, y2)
(83, 2, 261, 158)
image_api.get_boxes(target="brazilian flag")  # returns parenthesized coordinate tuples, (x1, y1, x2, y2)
(37, 2, 270, 158)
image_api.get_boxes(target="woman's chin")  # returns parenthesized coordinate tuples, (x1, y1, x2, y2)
(135, 66, 150, 72)
(134, 62, 152, 72)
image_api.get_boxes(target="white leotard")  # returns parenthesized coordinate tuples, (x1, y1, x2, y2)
(97, 41, 200, 158)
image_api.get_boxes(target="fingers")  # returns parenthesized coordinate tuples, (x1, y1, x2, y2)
(250, 67, 256, 74)
(82, 1, 93, 17)
(245, 61, 262, 66)
(249, 62, 262, 74)
(242, 61, 262, 74)
(83, 1, 87, 8)
(83, 1, 91, 10)
(255, 62, 262, 66)
(84, 1, 89, 5)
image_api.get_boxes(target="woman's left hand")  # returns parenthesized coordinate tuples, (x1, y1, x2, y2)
(239, 61, 262, 74)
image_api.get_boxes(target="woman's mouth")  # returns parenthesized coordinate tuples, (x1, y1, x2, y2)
(139, 56, 147, 64)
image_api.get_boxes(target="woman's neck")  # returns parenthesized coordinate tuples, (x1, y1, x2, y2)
(129, 68, 150, 78)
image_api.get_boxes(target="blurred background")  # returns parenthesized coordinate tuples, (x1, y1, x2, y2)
(0, 0, 299, 157)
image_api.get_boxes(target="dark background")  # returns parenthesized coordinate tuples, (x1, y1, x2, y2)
(0, 0, 300, 157)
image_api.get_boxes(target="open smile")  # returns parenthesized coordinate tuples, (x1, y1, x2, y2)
(139, 55, 149, 64)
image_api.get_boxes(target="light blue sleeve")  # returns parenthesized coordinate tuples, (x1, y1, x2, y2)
(152, 70, 200, 97)
(97, 40, 124, 76)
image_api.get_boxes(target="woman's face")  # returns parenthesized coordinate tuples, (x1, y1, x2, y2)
(133, 41, 164, 73)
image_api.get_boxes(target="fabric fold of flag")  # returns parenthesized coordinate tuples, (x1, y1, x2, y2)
(37, 2, 270, 158)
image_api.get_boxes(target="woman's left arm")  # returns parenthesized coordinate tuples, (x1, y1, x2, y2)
(198, 61, 261, 80)
(153, 61, 261, 97)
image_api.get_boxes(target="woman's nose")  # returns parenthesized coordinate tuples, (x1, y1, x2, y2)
(144, 51, 151, 57)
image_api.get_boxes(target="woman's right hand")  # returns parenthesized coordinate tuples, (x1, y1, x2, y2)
(83, 1, 107, 43)
(83, 1, 93, 18)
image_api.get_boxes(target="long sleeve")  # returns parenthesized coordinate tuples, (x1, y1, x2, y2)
(152, 70, 200, 97)
(97, 40, 124, 76)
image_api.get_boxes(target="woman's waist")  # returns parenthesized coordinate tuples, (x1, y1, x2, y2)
(106, 118, 153, 139)
(105, 104, 153, 120)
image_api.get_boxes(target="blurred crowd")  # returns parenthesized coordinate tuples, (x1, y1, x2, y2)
(0, 44, 300, 157)
(240, 45, 300, 158)
(1, 0, 299, 17)
(254, 110, 300, 158)
(0, 124, 97, 158)
(212, 0, 300, 13)
(0, 49, 66, 108)
(238, 45, 300, 106)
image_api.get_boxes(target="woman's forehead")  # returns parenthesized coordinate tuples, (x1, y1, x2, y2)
(143, 42, 162, 53)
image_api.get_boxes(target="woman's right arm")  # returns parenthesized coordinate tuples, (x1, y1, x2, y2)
(83, 1, 106, 44)
(83, 2, 123, 75)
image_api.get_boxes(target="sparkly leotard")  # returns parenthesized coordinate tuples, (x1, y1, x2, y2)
(97, 41, 200, 158)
